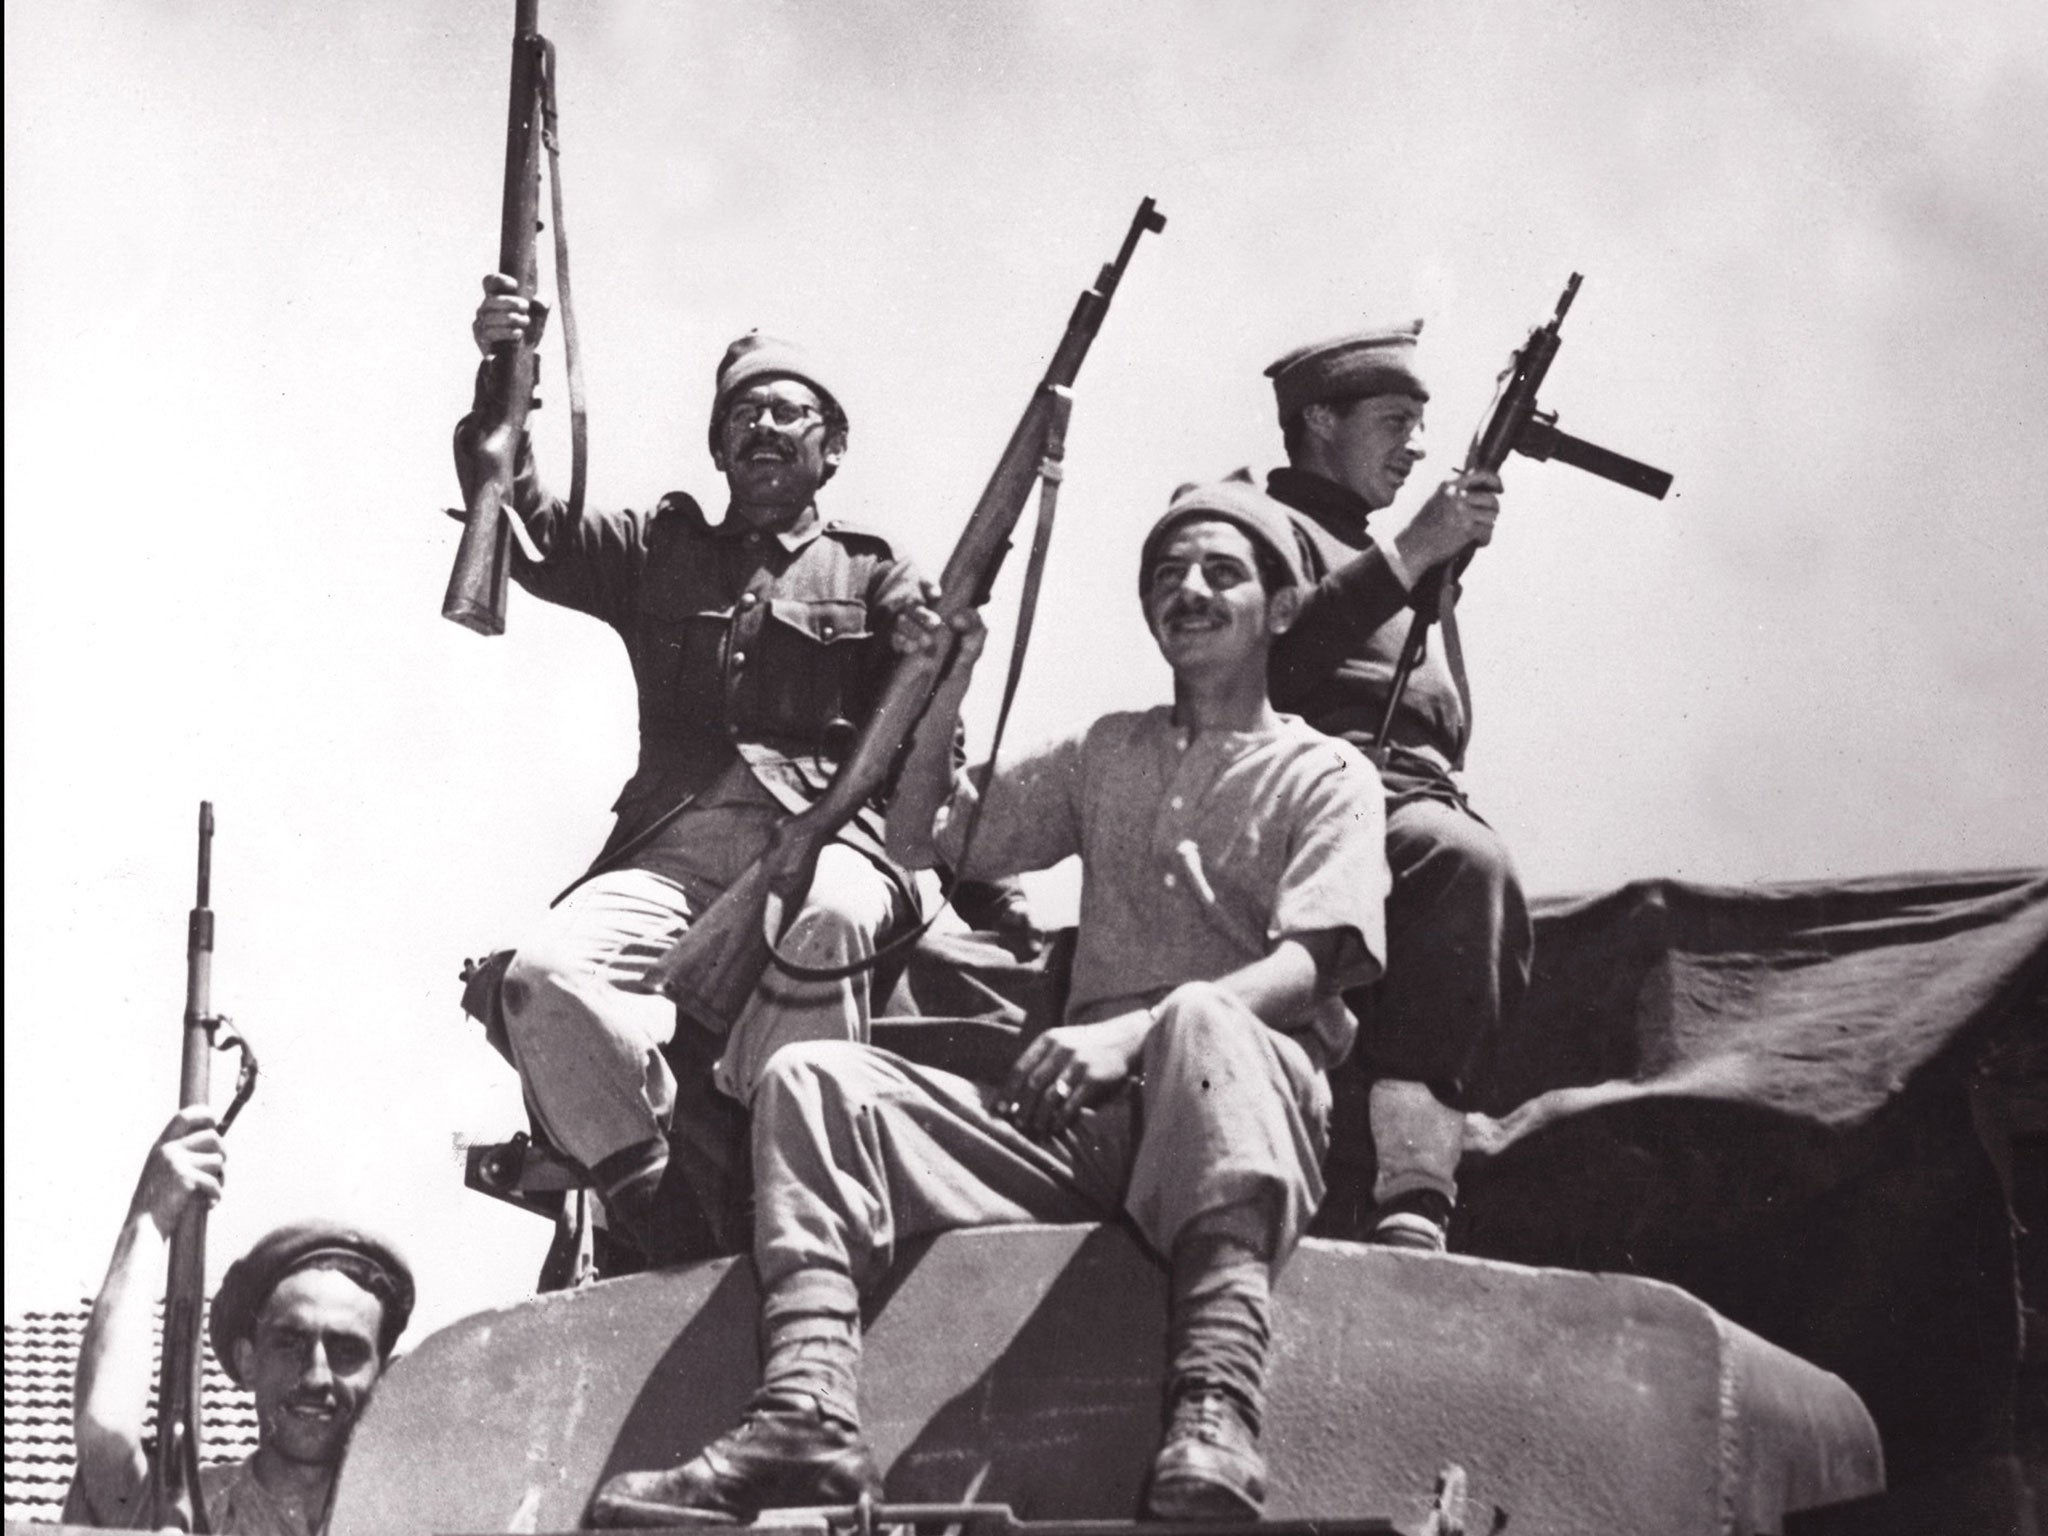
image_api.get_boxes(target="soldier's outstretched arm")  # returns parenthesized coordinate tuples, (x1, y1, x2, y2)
(67, 1109, 225, 1526)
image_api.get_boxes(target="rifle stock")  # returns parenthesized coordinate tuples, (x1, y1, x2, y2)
(645, 201, 1165, 1033)
(148, 802, 218, 1532)
(443, 0, 546, 636)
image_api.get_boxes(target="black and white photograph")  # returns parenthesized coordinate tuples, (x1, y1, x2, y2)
(7, 3, 2045, 1532)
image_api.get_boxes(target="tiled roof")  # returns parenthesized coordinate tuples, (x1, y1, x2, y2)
(5, 1299, 259, 1526)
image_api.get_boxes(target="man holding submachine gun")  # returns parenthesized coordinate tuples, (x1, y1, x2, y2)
(1263, 277, 1671, 1253)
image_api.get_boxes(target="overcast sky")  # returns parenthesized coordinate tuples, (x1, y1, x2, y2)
(7, 0, 2046, 1336)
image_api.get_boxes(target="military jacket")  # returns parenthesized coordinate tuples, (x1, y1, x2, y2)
(460, 428, 922, 881)
(1266, 466, 1468, 771)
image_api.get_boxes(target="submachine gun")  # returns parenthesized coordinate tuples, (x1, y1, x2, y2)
(644, 199, 1168, 1035)
(1373, 273, 1673, 761)
(147, 802, 259, 1532)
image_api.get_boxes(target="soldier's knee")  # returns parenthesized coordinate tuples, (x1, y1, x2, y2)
(755, 1038, 871, 1099)
(1146, 981, 1261, 1055)
(501, 943, 568, 1022)
(1394, 807, 1521, 909)
(796, 853, 901, 940)
(1441, 816, 1516, 886)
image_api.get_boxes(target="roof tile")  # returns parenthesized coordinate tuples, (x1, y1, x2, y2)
(4, 1300, 259, 1526)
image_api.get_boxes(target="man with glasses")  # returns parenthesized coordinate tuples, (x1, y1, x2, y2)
(453, 277, 1021, 1265)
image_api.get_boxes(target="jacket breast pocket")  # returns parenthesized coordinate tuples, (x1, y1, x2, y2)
(740, 598, 880, 741)
(636, 610, 729, 731)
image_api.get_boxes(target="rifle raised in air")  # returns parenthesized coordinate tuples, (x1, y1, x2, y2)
(147, 803, 258, 1533)
(1372, 274, 1672, 759)
(643, 199, 1167, 1035)
(444, 0, 586, 635)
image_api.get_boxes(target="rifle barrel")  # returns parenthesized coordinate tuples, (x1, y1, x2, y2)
(153, 800, 219, 1531)
(1106, 198, 1167, 288)
(443, 0, 546, 635)
(1553, 271, 1583, 324)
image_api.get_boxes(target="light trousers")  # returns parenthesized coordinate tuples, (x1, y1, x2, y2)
(748, 981, 1332, 1326)
(501, 821, 907, 1179)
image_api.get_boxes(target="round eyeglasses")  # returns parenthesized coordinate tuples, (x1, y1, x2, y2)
(723, 398, 824, 433)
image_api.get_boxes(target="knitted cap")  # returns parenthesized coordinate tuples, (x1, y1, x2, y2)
(1265, 320, 1429, 421)
(707, 331, 844, 454)
(1140, 474, 1307, 598)
(209, 1222, 415, 1382)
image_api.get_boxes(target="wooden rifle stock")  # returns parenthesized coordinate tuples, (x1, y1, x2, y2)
(442, 0, 546, 636)
(644, 200, 1166, 1034)
(147, 803, 219, 1533)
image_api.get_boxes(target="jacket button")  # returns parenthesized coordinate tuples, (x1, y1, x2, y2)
(739, 592, 760, 610)
(731, 651, 747, 668)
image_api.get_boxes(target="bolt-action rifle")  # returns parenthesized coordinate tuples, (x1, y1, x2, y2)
(1372, 274, 1672, 760)
(643, 199, 1168, 1035)
(443, 0, 584, 635)
(147, 803, 258, 1532)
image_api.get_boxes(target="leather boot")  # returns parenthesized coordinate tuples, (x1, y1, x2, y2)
(1143, 1387, 1266, 1521)
(588, 1398, 880, 1527)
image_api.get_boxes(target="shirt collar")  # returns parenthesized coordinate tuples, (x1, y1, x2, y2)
(719, 501, 824, 553)
(1265, 465, 1377, 539)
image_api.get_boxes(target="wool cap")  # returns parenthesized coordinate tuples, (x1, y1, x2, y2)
(1265, 319, 1429, 421)
(707, 331, 845, 455)
(1140, 474, 1307, 598)
(209, 1222, 415, 1383)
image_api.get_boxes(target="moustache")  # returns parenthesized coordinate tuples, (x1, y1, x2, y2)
(1161, 596, 1219, 625)
(738, 433, 795, 462)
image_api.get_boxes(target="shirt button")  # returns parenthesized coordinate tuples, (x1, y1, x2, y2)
(1163, 872, 1178, 889)
(1170, 796, 1184, 810)
(820, 623, 835, 639)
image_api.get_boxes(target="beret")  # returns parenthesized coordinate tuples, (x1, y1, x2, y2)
(1140, 474, 1307, 598)
(1265, 320, 1429, 421)
(209, 1222, 415, 1384)
(707, 331, 845, 455)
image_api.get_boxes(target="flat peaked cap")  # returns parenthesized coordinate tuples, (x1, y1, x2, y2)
(1140, 474, 1306, 597)
(209, 1221, 415, 1384)
(707, 331, 845, 454)
(1265, 319, 1429, 420)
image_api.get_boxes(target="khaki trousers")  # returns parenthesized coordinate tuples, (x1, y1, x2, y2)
(501, 822, 907, 1178)
(749, 981, 1331, 1324)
